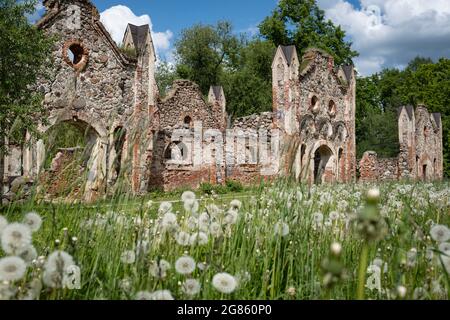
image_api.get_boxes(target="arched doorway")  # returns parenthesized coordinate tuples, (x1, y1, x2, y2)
(37, 118, 105, 200)
(313, 145, 333, 184)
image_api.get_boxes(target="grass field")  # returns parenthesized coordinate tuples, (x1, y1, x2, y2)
(0, 180, 449, 300)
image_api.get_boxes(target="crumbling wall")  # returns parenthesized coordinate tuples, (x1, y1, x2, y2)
(359, 151, 399, 183)
(156, 80, 225, 130)
(273, 47, 356, 184)
(232, 112, 273, 131)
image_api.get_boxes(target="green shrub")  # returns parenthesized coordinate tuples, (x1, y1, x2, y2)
(226, 180, 244, 192)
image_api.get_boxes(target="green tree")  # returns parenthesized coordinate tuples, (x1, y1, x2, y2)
(175, 21, 241, 94)
(0, 0, 53, 194)
(221, 40, 276, 118)
(155, 61, 177, 97)
(259, 0, 358, 65)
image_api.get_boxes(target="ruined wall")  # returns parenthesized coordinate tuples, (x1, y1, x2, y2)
(232, 112, 274, 131)
(148, 129, 225, 191)
(1, 0, 155, 201)
(156, 80, 226, 131)
(359, 151, 399, 183)
(360, 105, 443, 183)
(273, 47, 356, 184)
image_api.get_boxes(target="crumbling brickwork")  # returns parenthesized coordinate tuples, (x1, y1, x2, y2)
(272, 46, 357, 185)
(359, 105, 443, 182)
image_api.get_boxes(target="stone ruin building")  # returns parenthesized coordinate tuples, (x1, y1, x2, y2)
(359, 105, 444, 182)
(0, 0, 444, 202)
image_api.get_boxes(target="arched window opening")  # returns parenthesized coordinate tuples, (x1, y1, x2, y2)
(183, 116, 193, 128)
(164, 142, 188, 162)
(328, 100, 336, 117)
(338, 148, 344, 181)
(310, 96, 319, 113)
(314, 145, 333, 184)
(113, 127, 126, 180)
(68, 44, 84, 64)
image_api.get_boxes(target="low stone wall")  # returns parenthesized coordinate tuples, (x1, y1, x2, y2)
(378, 158, 399, 181)
(358, 151, 399, 182)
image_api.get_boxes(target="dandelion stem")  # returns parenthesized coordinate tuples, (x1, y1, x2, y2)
(357, 243, 369, 300)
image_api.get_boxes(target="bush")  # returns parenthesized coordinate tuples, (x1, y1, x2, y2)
(226, 180, 244, 192)
(200, 183, 214, 195)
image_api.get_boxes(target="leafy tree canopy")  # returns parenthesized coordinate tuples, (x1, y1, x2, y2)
(259, 0, 358, 65)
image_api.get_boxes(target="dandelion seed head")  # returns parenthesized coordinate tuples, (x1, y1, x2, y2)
(159, 202, 173, 215)
(182, 191, 196, 203)
(149, 290, 174, 300)
(430, 224, 450, 243)
(0, 216, 8, 235)
(189, 232, 208, 246)
(135, 291, 153, 300)
(120, 250, 136, 264)
(230, 199, 242, 211)
(176, 231, 191, 246)
(175, 256, 196, 275)
(0, 256, 27, 282)
(19, 245, 37, 265)
(212, 272, 237, 294)
(1, 223, 32, 255)
(397, 285, 407, 298)
(330, 242, 342, 256)
(181, 279, 201, 296)
(274, 221, 290, 237)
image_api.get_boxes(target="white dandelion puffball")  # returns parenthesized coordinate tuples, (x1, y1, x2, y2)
(366, 188, 380, 202)
(146, 200, 153, 208)
(397, 286, 407, 298)
(441, 250, 450, 274)
(121, 250, 136, 264)
(149, 259, 171, 278)
(224, 209, 238, 225)
(1, 223, 32, 255)
(0, 215, 8, 235)
(0, 256, 27, 282)
(19, 245, 38, 264)
(135, 291, 153, 300)
(44, 250, 75, 272)
(159, 201, 173, 215)
(189, 232, 209, 246)
(230, 199, 242, 211)
(274, 222, 290, 237)
(150, 290, 174, 300)
(23, 212, 43, 232)
(438, 242, 450, 253)
(329, 211, 339, 221)
(182, 279, 201, 296)
(175, 256, 196, 275)
(182, 191, 196, 203)
(330, 242, 342, 256)
(212, 272, 237, 294)
(184, 200, 199, 214)
(162, 212, 178, 230)
(313, 212, 324, 224)
(209, 222, 223, 238)
(176, 231, 191, 246)
(430, 225, 450, 243)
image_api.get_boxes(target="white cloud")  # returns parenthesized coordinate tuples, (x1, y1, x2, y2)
(27, 1, 45, 23)
(319, 0, 450, 75)
(100, 5, 173, 60)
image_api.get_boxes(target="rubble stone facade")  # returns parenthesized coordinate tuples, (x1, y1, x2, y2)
(1, 0, 445, 202)
(359, 105, 444, 182)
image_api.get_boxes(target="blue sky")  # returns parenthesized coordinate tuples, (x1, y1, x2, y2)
(34, 1, 450, 75)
